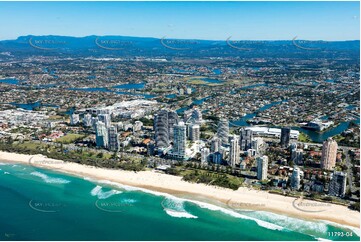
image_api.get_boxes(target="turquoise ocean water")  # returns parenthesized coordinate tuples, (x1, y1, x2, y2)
(0, 161, 359, 241)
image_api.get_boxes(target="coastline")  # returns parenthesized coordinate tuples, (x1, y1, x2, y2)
(0, 151, 359, 230)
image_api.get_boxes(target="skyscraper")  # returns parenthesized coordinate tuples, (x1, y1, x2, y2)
(217, 118, 229, 145)
(133, 120, 143, 132)
(173, 121, 186, 159)
(280, 127, 291, 148)
(294, 149, 303, 165)
(229, 135, 240, 167)
(108, 126, 120, 151)
(98, 114, 111, 128)
(189, 124, 200, 141)
(83, 113, 92, 127)
(201, 147, 210, 164)
(154, 110, 180, 149)
(91, 117, 99, 130)
(257, 156, 269, 180)
(211, 152, 223, 165)
(95, 121, 108, 148)
(168, 111, 180, 141)
(251, 137, 263, 155)
(191, 108, 202, 123)
(154, 110, 169, 149)
(290, 166, 301, 190)
(321, 138, 338, 170)
(240, 128, 253, 151)
(329, 171, 347, 197)
(211, 136, 222, 153)
(70, 113, 79, 125)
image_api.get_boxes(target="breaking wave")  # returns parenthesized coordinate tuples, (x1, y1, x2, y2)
(30, 171, 70, 184)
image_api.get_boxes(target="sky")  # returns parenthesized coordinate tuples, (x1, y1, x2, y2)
(0, 1, 359, 41)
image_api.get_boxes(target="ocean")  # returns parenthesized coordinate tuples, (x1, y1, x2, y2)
(0, 161, 359, 241)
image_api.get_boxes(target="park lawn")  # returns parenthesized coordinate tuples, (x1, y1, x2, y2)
(49, 115, 65, 120)
(56, 134, 86, 144)
(298, 132, 312, 142)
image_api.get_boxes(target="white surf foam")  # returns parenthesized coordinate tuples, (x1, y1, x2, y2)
(162, 197, 198, 219)
(84, 177, 198, 219)
(4, 171, 10, 175)
(242, 210, 328, 234)
(82, 177, 283, 229)
(164, 209, 198, 219)
(191, 200, 284, 231)
(30, 171, 70, 184)
(317, 238, 332, 242)
(90, 185, 122, 199)
(91, 185, 102, 196)
(321, 220, 360, 237)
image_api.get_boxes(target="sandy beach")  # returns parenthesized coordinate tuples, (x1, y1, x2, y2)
(0, 151, 359, 229)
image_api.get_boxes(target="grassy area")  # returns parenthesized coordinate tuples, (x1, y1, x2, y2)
(16, 142, 48, 151)
(167, 167, 244, 190)
(181, 169, 244, 190)
(49, 115, 65, 120)
(298, 132, 313, 142)
(56, 134, 86, 144)
(0, 141, 144, 171)
(187, 79, 209, 85)
(332, 134, 345, 143)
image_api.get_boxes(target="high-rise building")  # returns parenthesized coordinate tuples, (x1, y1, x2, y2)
(189, 124, 200, 141)
(329, 171, 347, 197)
(186, 87, 192, 95)
(154, 110, 180, 149)
(211, 152, 223, 165)
(91, 117, 99, 129)
(98, 114, 111, 128)
(133, 121, 143, 132)
(290, 166, 301, 190)
(183, 109, 193, 123)
(191, 108, 202, 123)
(107, 126, 120, 151)
(95, 121, 108, 148)
(229, 135, 240, 167)
(154, 110, 169, 149)
(280, 127, 291, 148)
(70, 113, 79, 125)
(294, 149, 303, 165)
(173, 121, 186, 159)
(257, 156, 269, 180)
(321, 138, 338, 170)
(211, 136, 222, 153)
(217, 118, 229, 145)
(168, 111, 180, 141)
(240, 128, 253, 151)
(290, 142, 297, 161)
(251, 137, 263, 155)
(201, 147, 210, 164)
(83, 113, 92, 127)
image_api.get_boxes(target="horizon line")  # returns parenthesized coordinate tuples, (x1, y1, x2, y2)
(1, 34, 360, 42)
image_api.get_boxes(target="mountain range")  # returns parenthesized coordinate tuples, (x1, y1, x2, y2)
(0, 35, 359, 59)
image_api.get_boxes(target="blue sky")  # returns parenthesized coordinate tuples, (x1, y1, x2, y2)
(0, 1, 359, 41)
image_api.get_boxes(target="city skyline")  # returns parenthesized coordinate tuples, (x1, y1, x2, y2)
(0, 1, 359, 241)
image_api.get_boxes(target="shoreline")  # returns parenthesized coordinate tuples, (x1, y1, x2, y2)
(0, 151, 360, 229)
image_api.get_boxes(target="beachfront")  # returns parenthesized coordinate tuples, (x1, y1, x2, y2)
(0, 151, 359, 229)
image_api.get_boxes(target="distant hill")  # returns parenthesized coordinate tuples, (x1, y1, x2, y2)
(0, 35, 359, 59)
